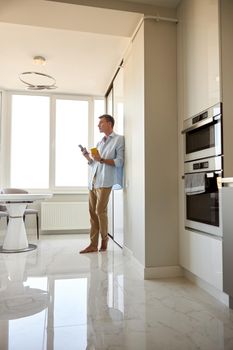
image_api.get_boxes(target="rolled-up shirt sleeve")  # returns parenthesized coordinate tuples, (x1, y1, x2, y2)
(113, 136, 124, 168)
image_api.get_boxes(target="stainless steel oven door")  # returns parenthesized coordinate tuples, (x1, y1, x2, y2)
(185, 172, 222, 237)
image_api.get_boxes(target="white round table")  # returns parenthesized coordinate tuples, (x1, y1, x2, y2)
(0, 193, 52, 253)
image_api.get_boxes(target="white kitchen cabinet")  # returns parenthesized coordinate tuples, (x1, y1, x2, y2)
(178, 0, 221, 120)
(180, 228, 223, 291)
(177, 0, 223, 292)
(220, 0, 233, 177)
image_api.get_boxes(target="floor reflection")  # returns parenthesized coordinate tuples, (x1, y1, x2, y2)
(85, 253, 124, 350)
(0, 238, 124, 350)
(0, 253, 50, 349)
(45, 253, 124, 350)
(0, 254, 49, 320)
(0, 234, 233, 350)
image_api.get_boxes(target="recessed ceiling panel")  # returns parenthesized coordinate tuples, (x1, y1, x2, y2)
(0, 22, 131, 95)
(0, 0, 142, 95)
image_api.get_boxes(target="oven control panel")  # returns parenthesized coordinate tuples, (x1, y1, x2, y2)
(193, 161, 209, 170)
(184, 156, 222, 174)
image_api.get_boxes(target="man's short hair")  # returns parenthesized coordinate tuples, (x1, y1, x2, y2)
(99, 114, 115, 127)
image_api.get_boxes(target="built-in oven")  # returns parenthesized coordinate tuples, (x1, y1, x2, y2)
(184, 156, 222, 237)
(182, 103, 222, 162)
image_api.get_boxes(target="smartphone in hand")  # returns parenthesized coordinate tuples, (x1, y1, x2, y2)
(79, 144, 88, 156)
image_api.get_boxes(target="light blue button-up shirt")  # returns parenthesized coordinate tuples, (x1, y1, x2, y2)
(88, 132, 124, 190)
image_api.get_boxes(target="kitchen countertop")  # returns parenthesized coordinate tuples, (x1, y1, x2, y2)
(221, 178, 233, 186)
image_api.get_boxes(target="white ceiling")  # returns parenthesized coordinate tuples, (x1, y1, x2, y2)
(0, 21, 134, 95)
(112, 0, 180, 7)
(0, 0, 178, 95)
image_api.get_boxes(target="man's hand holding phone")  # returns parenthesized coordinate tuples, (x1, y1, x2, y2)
(78, 144, 88, 155)
(78, 144, 92, 164)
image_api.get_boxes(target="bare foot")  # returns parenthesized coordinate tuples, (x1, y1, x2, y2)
(99, 238, 109, 252)
(79, 244, 98, 254)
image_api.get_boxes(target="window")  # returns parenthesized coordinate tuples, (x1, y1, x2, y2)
(94, 99, 105, 145)
(11, 95, 50, 188)
(55, 99, 89, 187)
(6, 93, 105, 191)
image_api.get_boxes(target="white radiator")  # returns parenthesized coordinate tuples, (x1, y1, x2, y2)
(41, 202, 89, 231)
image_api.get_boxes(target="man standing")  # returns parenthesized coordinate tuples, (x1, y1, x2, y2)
(80, 114, 124, 253)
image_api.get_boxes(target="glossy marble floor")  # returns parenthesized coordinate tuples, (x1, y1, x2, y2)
(0, 234, 233, 350)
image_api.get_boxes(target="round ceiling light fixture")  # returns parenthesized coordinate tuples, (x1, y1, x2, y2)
(33, 55, 46, 66)
(19, 71, 57, 90)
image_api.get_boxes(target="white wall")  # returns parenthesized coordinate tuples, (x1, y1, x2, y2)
(124, 24, 145, 265)
(124, 18, 179, 271)
(144, 19, 178, 268)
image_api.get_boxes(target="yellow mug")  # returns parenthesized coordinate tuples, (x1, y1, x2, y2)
(90, 147, 99, 156)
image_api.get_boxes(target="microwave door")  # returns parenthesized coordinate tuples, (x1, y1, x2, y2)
(184, 120, 221, 162)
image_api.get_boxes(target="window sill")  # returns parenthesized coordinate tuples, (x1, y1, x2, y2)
(52, 191, 89, 195)
(20, 189, 89, 195)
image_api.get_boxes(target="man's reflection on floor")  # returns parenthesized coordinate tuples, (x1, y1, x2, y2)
(85, 252, 124, 350)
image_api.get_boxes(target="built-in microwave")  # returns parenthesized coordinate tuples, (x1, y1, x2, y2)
(182, 103, 222, 162)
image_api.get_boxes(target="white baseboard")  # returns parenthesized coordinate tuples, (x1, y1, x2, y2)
(123, 245, 229, 306)
(144, 265, 184, 279)
(123, 245, 183, 279)
(0, 228, 89, 239)
(184, 268, 229, 307)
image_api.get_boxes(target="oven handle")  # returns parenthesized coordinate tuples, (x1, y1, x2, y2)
(182, 170, 222, 179)
(181, 116, 215, 134)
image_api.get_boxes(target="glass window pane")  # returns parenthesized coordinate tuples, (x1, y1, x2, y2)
(94, 99, 105, 146)
(55, 99, 88, 187)
(11, 95, 50, 188)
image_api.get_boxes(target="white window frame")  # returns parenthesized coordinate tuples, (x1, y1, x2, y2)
(51, 94, 92, 193)
(0, 91, 104, 194)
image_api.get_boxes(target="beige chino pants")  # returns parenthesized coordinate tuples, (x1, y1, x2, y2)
(89, 187, 112, 247)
